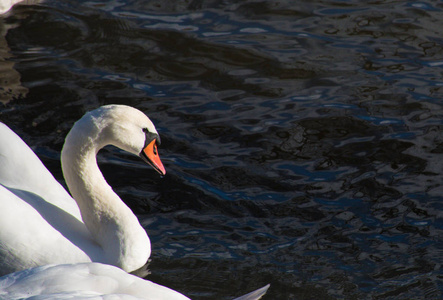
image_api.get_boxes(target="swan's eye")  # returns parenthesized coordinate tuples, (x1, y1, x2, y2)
(143, 128, 149, 133)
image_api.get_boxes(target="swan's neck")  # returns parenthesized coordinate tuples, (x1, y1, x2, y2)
(60, 117, 150, 272)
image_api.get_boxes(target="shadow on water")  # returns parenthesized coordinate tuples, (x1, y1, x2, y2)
(1, 0, 443, 298)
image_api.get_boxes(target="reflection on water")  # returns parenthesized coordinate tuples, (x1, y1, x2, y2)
(0, 18, 27, 103)
(1, 0, 443, 299)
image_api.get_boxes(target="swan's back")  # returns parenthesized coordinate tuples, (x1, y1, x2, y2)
(0, 262, 269, 300)
(0, 263, 190, 300)
(0, 123, 79, 213)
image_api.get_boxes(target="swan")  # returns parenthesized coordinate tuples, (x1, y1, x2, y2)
(0, 105, 166, 276)
(0, 262, 270, 300)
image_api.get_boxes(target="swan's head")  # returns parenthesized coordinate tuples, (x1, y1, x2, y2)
(84, 105, 166, 175)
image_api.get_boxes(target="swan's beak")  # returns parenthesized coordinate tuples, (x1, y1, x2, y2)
(140, 139, 166, 176)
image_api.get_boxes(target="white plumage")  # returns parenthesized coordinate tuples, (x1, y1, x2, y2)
(0, 105, 165, 275)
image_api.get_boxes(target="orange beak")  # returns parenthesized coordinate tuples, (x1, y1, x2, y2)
(140, 139, 166, 175)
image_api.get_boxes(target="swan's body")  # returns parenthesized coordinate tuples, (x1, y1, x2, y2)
(0, 262, 270, 300)
(0, 105, 165, 276)
(0, 262, 190, 300)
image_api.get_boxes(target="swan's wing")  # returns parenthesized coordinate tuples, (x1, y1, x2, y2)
(0, 263, 190, 300)
(0, 123, 81, 217)
(0, 186, 96, 275)
(0, 124, 97, 274)
(1, 291, 143, 300)
(232, 284, 270, 300)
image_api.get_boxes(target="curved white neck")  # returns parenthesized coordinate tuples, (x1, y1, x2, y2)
(60, 114, 150, 272)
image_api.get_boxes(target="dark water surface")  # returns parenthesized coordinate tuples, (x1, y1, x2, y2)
(1, 0, 443, 298)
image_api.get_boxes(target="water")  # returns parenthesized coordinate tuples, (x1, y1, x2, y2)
(1, 0, 443, 298)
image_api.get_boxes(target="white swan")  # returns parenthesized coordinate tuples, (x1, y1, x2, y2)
(0, 262, 270, 300)
(0, 105, 166, 276)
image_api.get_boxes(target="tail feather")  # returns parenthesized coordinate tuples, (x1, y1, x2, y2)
(232, 284, 270, 300)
